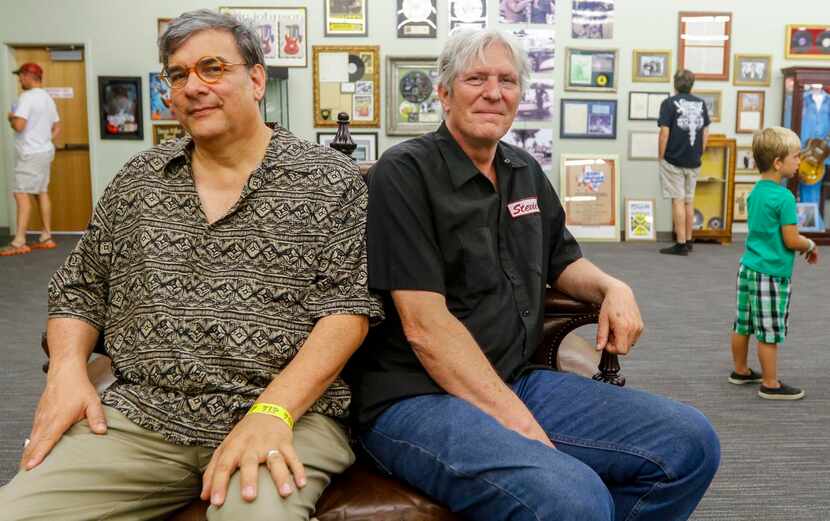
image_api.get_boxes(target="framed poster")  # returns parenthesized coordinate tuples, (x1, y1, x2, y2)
(386, 56, 442, 135)
(449, 0, 487, 34)
(560, 154, 620, 241)
(502, 128, 553, 169)
(313, 46, 380, 128)
(149, 73, 174, 121)
(571, 0, 614, 39)
(565, 47, 618, 92)
(678, 12, 732, 81)
(632, 49, 671, 83)
(797, 202, 822, 231)
(512, 29, 556, 73)
(152, 123, 186, 145)
(397, 0, 437, 38)
(219, 7, 307, 67)
(517, 79, 554, 122)
(786, 25, 830, 60)
(628, 130, 659, 160)
(98, 76, 143, 140)
(624, 199, 656, 241)
(560, 99, 617, 139)
(628, 91, 668, 121)
(736, 90, 765, 134)
(317, 132, 378, 161)
(733, 54, 772, 86)
(732, 181, 754, 222)
(324, 0, 368, 36)
(693, 89, 722, 123)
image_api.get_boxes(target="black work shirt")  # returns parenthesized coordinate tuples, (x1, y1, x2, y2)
(658, 93, 711, 168)
(349, 122, 582, 427)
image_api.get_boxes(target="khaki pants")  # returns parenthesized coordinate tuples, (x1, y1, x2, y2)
(0, 407, 354, 521)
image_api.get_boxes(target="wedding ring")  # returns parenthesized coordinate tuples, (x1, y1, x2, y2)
(266, 449, 281, 459)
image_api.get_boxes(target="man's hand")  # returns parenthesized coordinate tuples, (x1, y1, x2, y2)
(501, 409, 555, 449)
(21, 362, 107, 471)
(596, 281, 643, 355)
(201, 413, 306, 507)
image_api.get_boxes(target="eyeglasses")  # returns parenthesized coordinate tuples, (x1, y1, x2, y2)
(160, 56, 247, 89)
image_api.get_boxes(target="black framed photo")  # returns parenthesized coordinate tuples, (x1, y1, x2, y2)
(99, 76, 143, 140)
(397, 0, 437, 38)
(317, 131, 379, 162)
(560, 98, 617, 139)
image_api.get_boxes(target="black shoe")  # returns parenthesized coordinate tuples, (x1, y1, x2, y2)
(686, 242, 693, 252)
(758, 382, 805, 400)
(728, 368, 762, 385)
(659, 243, 689, 256)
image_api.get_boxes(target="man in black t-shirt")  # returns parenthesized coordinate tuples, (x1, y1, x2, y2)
(658, 69, 710, 255)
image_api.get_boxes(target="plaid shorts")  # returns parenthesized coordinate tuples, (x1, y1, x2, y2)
(733, 264, 791, 344)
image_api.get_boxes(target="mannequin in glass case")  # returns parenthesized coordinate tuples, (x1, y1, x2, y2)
(799, 84, 830, 229)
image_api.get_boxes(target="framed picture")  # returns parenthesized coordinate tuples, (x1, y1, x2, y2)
(565, 47, 618, 92)
(560, 99, 617, 139)
(98, 76, 143, 140)
(517, 79, 554, 122)
(786, 25, 830, 60)
(797, 202, 822, 231)
(313, 45, 380, 128)
(152, 123, 186, 145)
(735, 145, 757, 176)
(560, 154, 620, 241)
(678, 12, 732, 81)
(149, 73, 174, 121)
(499, 0, 555, 24)
(628, 91, 669, 121)
(219, 7, 307, 67)
(512, 29, 556, 73)
(624, 199, 656, 241)
(502, 128, 553, 169)
(386, 56, 442, 135)
(732, 181, 754, 222)
(693, 90, 722, 123)
(632, 49, 671, 83)
(397, 0, 437, 38)
(449, 0, 487, 34)
(733, 54, 772, 86)
(317, 132, 378, 162)
(736, 90, 765, 134)
(157, 18, 171, 47)
(628, 130, 659, 160)
(324, 0, 368, 36)
(571, 0, 614, 39)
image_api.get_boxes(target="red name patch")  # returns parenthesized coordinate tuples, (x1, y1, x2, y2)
(507, 197, 539, 218)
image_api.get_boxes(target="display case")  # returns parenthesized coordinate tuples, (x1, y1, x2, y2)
(781, 66, 830, 244)
(692, 134, 736, 244)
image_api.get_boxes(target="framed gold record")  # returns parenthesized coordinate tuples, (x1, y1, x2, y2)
(313, 45, 380, 127)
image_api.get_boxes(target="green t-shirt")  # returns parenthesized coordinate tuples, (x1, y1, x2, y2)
(740, 180, 798, 278)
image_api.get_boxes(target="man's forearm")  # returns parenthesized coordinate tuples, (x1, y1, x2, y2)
(554, 258, 623, 305)
(45, 317, 99, 378)
(658, 132, 669, 160)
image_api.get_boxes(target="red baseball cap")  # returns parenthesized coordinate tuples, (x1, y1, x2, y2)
(13, 63, 43, 78)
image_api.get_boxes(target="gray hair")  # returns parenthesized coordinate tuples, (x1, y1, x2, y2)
(158, 9, 264, 69)
(438, 29, 531, 95)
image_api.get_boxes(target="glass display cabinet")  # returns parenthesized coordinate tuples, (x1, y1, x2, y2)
(781, 66, 830, 244)
(692, 134, 736, 244)
(263, 66, 290, 129)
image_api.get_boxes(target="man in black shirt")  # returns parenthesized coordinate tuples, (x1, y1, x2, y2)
(351, 29, 719, 521)
(658, 69, 711, 255)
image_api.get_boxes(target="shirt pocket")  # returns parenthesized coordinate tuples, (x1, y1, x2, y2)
(457, 227, 500, 294)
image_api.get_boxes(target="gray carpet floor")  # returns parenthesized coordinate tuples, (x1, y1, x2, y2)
(1, 236, 828, 520)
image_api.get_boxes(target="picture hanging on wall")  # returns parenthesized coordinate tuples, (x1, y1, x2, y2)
(502, 128, 553, 169)
(628, 130, 660, 160)
(449, 0, 487, 35)
(632, 50, 671, 83)
(98, 76, 143, 141)
(149, 73, 174, 121)
(735, 145, 758, 178)
(323, 0, 368, 36)
(677, 11, 732, 81)
(571, 0, 614, 39)
(565, 47, 617, 92)
(797, 202, 822, 231)
(517, 79, 554, 122)
(157, 18, 171, 59)
(693, 90, 722, 123)
(219, 7, 307, 67)
(313, 45, 380, 128)
(560, 154, 620, 241)
(386, 56, 442, 135)
(624, 199, 656, 241)
(317, 132, 378, 161)
(733, 182, 754, 222)
(628, 91, 669, 121)
(499, 0, 556, 24)
(152, 123, 187, 145)
(512, 29, 556, 73)
(786, 25, 830, 60)
(733, 54, 772, 86)
(396, 0, 437, 38)
(560, 99, 617, 139)
(736, 90, 765, 134)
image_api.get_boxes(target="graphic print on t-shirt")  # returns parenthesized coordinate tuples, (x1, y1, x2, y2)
(673, 99, 705, 146)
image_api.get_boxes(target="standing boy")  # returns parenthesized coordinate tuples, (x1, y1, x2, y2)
(730, 127, 819, 400)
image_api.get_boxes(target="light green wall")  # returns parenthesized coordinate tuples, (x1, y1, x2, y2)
(2, 0, 829, 233)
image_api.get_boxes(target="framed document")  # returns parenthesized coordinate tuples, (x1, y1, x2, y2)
(397, 0, 436, 38)
(786, 25, 830, 60)
(560, 99, 617, 139)
(560, 154, 620, 241)
(152, 123, 186, 145)
(324, 0, 368, 36)
(632, 49, 671, 83)
(317, 131, 378, 161)
(736, 90, 765, 134)
(693, 89, 722, 123)
(386, 56, 442, 135)
(219, 7, 308, 67)
(628, 91, 668, 121)
(624, 199, 656, 241)
(628, 130, 659, 160)
(313, 46, 380, 128)
(733, 54, 772, 86)
(733, 181, 754, 222)
(565, 47, 618, 92)
(678, 12, 732, 81)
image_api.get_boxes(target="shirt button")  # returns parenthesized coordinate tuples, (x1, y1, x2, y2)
(504, 158, 511, 164)
(521, 310, 530, 317)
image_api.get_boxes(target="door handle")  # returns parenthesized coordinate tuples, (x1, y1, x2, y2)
(59, 143, 89, 151)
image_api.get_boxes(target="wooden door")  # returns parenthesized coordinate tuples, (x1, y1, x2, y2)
(14, 47, 92, 232)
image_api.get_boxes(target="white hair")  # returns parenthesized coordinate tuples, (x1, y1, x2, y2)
(437, 29, 531, 95)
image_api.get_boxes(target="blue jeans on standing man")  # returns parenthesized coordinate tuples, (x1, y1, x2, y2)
(359, 370, 720, 521)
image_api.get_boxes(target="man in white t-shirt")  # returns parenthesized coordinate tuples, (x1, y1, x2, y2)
(3, 62, 61, 256)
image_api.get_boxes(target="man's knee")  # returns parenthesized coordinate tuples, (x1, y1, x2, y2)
(669, 405, 721, 485)
(525, 462, 613, 521)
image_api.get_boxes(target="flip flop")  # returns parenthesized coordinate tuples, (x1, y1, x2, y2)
(30, 238, 57, 250)
(0, 243, 32, 256)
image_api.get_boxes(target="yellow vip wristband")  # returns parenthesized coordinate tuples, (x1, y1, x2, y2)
(247, 402, 294, 430)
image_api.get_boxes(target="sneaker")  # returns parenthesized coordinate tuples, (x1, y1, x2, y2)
(728, 368, 763, 385)
(687, 242, 694, 252)
(659, 243, 689, 256)
(758, 382, 805, 400)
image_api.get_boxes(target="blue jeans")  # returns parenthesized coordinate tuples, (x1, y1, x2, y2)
(359, 370, 720, 521)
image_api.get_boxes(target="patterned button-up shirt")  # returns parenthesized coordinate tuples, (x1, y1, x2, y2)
(48, 126, 383, 448)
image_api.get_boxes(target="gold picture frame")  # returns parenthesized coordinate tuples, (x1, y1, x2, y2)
(565, 47, 619, 93)
(312, 45, 380, 128)
(785, 25, 830, 60)
(693, 89, 722, 123)
(560, 153, 620, 242)
(152, 123, 186, 145)
(733, 54, 772, 87)
(733, 181, 755, 222)
(736, 90, 765, 134)
(632, 49, 671, 83)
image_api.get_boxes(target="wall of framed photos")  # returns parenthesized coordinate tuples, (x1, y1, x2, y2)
(2, 0, 830, 233)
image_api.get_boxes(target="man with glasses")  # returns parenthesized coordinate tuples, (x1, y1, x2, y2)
(0, 9, 380, 521)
